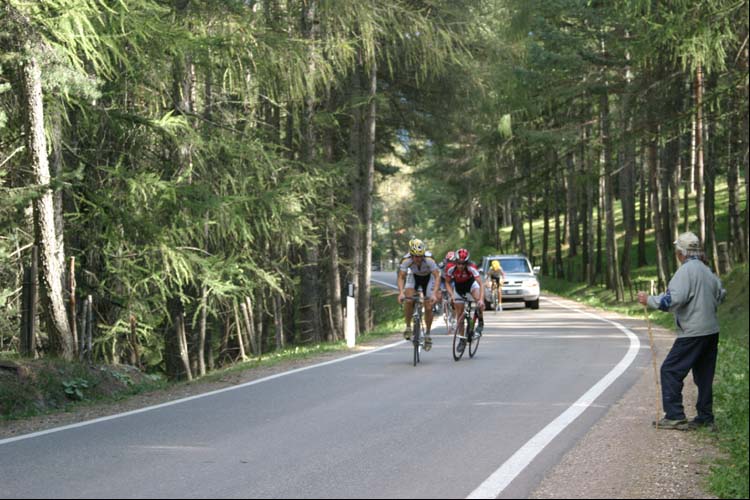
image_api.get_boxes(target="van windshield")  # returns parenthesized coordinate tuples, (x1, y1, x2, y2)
(500, 258, 531, 274)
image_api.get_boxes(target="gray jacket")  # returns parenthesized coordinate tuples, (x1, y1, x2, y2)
(647, 257, 726, 338)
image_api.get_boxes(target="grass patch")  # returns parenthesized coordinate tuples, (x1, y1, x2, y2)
(709, 265, 749, 499)
(0, 359, 165, 420)
(541, 275, 675, 330)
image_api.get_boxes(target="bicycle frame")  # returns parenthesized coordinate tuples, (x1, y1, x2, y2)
(452, 294, 481, 361)
(406, 291, 426, 366)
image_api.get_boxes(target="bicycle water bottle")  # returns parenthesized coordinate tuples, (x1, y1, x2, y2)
(468, 317, 475, 332)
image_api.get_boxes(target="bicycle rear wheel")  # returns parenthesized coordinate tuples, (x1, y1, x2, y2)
(444, 305, 455, 334)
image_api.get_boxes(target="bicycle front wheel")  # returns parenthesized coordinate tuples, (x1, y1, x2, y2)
(452, 319, 466, 361)
(413, 323, 421, 366)
(469, 329, 481, 358)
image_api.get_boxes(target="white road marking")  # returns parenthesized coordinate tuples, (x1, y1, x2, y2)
(371, 278, 398, 289)
(466, 297, 641, 499)
(0, 340, 404, 446)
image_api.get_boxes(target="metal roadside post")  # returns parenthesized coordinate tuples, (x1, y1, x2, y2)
(345, 282, 356, 348)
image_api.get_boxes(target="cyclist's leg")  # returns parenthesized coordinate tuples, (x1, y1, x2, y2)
(454, 302, 466, 334)
(453, 289, 468, 335)
(413, 276, 433, 351)
(470, 282, 484, 331)
(423, 275, 436, 334)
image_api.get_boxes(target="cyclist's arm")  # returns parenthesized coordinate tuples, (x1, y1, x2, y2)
(397, 271, 406, 303)
(444, 277, 455, 301)
(430, 269, 440, 300)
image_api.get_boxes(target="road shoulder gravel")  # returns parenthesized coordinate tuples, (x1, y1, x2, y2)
(529, 296, 721, 499)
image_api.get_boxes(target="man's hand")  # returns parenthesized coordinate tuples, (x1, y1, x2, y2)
(637, 291, 648, 306)
(398, 292, 405, 304)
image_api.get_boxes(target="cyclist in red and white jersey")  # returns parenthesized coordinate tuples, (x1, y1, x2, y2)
(435, 250, 456, 306)
(397, 238, 440, 351)
(444, 248, 485, 347)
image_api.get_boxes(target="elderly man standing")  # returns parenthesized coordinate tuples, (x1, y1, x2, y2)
(638, 232, 726, 430)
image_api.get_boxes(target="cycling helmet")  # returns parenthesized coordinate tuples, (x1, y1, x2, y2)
(409, 238, 426, 256)
(491, 260, 501, 272)
(456, 248, 470, 263)
(445, 251, 456, 262)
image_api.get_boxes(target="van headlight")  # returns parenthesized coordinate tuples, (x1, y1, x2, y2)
(524, 280, 539, 288)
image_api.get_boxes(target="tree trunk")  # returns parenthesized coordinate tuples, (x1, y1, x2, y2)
(596, 163, 604, 285)
(566, 154, 578, 257)
(554, 170, 564, 279)
(619, 98, 636, 289)
(542, 178, 550, 276)
(348, 61, 363, 336)
(273, 294, 284, 350)
(638, 144, 648, 267)
(705, 73, 719, 273)
(197, 286, 207, 376)
(668, 82, 682, 272)
(20, 54, 74, 359)
(358, 57, 377, 333)
(740, 29, 749, 263)
(694, 64, 706, 243)
(600, 84, 624, 300)
(648, 126, 668, 289)
(728, 116, 746, 262)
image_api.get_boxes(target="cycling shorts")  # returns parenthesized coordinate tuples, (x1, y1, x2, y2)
(453, 280, 480, 303)
(406, 273, 435, 298)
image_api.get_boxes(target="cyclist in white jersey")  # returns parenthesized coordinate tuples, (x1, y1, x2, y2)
(397, 238, 440, 351)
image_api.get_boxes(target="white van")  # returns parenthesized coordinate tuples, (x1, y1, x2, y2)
(480, 254, 541, 310)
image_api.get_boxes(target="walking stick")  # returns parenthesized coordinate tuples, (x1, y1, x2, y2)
(643, 304, 662, 428)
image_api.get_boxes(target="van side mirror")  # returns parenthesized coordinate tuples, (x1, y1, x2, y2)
(533, 266, 540, 275)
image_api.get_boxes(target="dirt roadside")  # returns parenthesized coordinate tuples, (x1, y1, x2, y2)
(0, 296, 720, 499)
(529, 296, 720, 499)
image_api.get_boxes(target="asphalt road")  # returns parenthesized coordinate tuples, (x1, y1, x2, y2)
(0, 273, 649, 499)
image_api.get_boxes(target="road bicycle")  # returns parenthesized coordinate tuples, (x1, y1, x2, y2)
(452, 294, 481, 361)
(490, 279, 500, 311)
(405, 291, 428, 366)
(441, 289, 456, 335)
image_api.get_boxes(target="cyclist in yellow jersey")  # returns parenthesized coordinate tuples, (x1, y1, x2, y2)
(488, 259, 505, 311)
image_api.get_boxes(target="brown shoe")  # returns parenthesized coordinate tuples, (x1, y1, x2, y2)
(686, 419, 718, 432)
(652, 417, 688, 430)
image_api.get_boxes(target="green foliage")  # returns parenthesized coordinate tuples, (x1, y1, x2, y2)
(709, 265, 749, 499)
(1, 360, 165, 419)
(62, 378, 89, 401)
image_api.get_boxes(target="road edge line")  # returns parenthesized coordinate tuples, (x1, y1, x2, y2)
(0, 340, 404, 446)
(466, 296, 642, 499)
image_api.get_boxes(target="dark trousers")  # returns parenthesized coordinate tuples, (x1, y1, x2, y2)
(661, 333, 719, 422)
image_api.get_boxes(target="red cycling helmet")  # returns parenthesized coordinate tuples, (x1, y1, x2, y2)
(456, 248, 470, 263)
